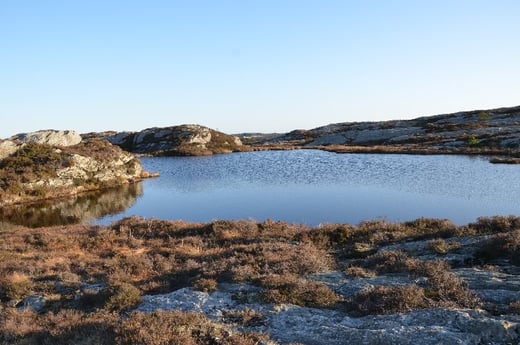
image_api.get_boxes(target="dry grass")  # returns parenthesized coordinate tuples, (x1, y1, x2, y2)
(1, 216, 516, 340)
(260, 274, 342, 307)
(116, 310, 269, 345)
(349, 250, 482, 313)
(351, 285, 430, 315)
(476, 229, 520, 265)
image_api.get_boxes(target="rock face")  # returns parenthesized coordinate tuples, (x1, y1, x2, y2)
(11, 130, 82, 147)
(257, 105, 520, 151)
(106, 124, 244, 156)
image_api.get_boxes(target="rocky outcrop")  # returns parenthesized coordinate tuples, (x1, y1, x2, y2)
(11, 130, 82, 147)
(106, 124, 244, 156)
(1, 130, 83, 160)
(0, 138, 150, 207)
(255, 105, 520, 154)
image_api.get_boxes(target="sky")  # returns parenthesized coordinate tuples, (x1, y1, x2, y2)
(1, 0, 519, 138)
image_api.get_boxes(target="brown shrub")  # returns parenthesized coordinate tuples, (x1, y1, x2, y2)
(508, 300, 520, 314)
(425, 269, 481, 309)
(364, 250, 421, 274)
(193, 278, 218, 292)
(470, 216, 520, 235)
(344, 266, 376, 278)
(403, 218, 461, 238)
(104, 283, 142, 312)
(361, 251, 480, 310)
(476, 229, 520, 265)
(428, 238, 461, 254)
(222, 307, 265, 327)
(0, 308, 117, 345)
(260, 274, 342, 307)
(0, 272, 33, 301)
(351, 285, 430, 315)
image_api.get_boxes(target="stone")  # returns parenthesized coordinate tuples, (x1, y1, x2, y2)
(17, 295, 46, 313)
(0, 140, 18, 160)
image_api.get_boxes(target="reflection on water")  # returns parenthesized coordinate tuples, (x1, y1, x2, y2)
(0, 183, 142, 229)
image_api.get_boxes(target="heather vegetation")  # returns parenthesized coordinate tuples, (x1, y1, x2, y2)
(1, 216, 520, 343)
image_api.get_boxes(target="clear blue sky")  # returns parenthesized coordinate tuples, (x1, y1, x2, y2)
(1, 0, 519, 138)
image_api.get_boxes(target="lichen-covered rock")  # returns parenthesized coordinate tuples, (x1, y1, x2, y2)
(0, 140, 18, 160)
(107, 124, 244, 156)
(11, 130, 82, 147)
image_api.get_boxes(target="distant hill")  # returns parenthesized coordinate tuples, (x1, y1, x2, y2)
(258, 105, 520, 150)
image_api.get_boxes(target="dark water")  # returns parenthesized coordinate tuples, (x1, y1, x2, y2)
(88, 150, 519, 226)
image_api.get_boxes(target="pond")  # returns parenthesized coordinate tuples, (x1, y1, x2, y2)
(1, 150, 518, 228)
(88, 149, 519, 226)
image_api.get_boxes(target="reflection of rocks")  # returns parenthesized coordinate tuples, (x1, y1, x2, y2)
(0, 183, 142, 227)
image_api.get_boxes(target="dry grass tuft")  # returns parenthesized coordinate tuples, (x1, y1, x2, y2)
(351, 285, 430, 315)
(260, 274, 342, 308)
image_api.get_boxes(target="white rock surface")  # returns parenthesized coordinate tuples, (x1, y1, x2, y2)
(12, 130, 82, 147)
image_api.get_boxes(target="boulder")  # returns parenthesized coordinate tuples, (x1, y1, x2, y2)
(0, 140, 18, 160)
(11, 130, 82, 147)
(17, 295, 46, 313)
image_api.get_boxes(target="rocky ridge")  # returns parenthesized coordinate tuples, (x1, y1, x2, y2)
(247, 105, 520, 156)
(103, 124, 245, 156)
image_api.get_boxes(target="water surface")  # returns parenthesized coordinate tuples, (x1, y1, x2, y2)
(93, 150, 519, 226)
